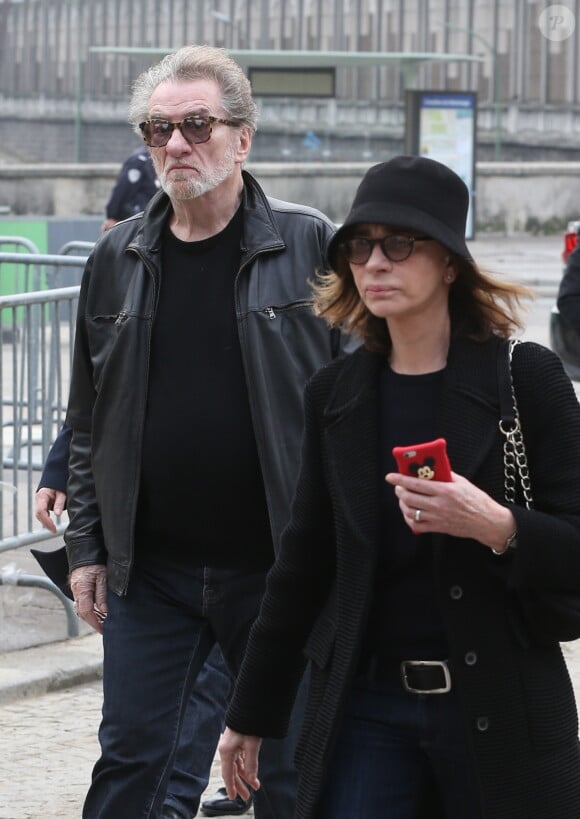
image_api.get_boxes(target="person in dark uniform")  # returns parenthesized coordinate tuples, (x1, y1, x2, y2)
(551, 243, 580, 379)
(101, 146, 160, 231)
(558, 243, 580, 330)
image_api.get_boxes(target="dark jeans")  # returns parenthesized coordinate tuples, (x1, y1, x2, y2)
(316, 675, 483, 819)
(164, 643, 231, 818)
(82, 560, 300, 819)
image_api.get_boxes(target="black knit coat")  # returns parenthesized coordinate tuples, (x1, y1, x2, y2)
(227, 336, 580, 819)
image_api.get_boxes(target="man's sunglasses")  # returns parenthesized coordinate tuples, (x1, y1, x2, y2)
(139, 115, 240, 147)
(338, 235, 433, 265)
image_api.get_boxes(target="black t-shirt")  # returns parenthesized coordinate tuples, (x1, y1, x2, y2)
(360, 364, 449, 662)
(136, 207, 273, 570)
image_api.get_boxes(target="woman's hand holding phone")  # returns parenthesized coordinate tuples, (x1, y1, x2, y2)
(389, 438, 452, 534)
(386, 438, 516, 548)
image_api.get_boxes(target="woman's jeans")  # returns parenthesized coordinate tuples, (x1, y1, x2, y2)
(82, 559, 302, 819)
(317, 673, 484, 819)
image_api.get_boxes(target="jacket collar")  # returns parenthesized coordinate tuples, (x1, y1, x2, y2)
(321, 347, 384, 561)
(126, 170, 285, 262)
(322, 336, 505, 483)
(440, 335, 506, 480)
(323, 346, 384, 423)
(239, 170, 286, 260)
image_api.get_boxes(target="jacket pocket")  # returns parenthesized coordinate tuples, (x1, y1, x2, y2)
(295, 612, 336, 767)
(513, 643, 578, 750)
(304, 611, 336, 669)
(87, 310, 146, 392)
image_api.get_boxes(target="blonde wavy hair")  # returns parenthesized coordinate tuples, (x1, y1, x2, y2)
(312, 247, 534, 355)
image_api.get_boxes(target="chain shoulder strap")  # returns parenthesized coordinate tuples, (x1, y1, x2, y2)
(498, 339, 533, 509)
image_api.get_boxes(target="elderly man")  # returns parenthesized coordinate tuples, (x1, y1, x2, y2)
(34, 425, 249, 819)
(63, 44, 347, 819)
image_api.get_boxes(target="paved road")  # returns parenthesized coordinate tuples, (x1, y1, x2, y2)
(0, 232, 575, 818)
(0, 676, 237, 819)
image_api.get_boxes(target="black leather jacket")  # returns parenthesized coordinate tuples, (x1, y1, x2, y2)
(64, 171, 346, 596)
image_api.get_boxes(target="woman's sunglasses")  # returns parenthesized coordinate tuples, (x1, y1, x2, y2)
(338, 235, 433, 265)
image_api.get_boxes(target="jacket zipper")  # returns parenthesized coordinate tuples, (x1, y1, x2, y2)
(264, 299, 312, 320)
(120, 247, 158, 595)
(235, 252, 281, 549)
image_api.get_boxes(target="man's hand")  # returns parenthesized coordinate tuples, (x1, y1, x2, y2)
(35, 487, 66, 534)
(70, 565, 108, 634)
(219, 728, 261, 802)
(100, 217, 118, 232)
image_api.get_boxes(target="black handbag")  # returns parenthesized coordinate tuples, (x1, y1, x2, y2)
(499, 339, 580, 643)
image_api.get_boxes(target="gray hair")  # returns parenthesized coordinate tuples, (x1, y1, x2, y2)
(128, 44, 258, 135)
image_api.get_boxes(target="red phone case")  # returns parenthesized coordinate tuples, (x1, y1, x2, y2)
(392, 438, 452, 482)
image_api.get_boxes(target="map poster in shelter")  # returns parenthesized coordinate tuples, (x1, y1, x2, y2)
(405, 91, 477, 239)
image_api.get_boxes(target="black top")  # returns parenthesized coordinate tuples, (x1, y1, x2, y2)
(360, 364, 448, 661)
(136, 206, 272, 569)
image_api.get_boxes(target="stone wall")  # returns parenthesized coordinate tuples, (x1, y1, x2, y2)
(0, 161, 579, 235)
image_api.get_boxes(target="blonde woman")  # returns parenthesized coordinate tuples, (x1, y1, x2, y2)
(220, 156, 580, 819)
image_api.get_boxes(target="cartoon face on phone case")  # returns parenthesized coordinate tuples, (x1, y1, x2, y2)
(409, 458, 436, 480)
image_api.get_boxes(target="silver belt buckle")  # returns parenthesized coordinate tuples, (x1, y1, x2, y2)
(400, 660, 452, 694)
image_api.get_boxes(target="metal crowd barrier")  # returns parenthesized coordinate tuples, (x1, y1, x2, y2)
(0, 237, 43, 291)
(0, 248, 88, 637)
(58, 240, 95, 257)
(0, 236, 41, 254)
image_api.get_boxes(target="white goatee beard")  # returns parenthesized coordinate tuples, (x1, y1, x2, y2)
(158, 142, 238, 200)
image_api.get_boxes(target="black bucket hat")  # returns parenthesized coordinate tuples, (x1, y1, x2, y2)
(327, 155, 472, 269)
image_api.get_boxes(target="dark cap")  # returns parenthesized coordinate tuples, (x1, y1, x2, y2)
(327, 155, 472, 268)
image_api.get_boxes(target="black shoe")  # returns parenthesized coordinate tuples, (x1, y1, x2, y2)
(200, 786, 252, 816)
(161, 808, 187, 819)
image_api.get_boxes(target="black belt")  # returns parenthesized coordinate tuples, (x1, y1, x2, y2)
(360, 656, 452, 694)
